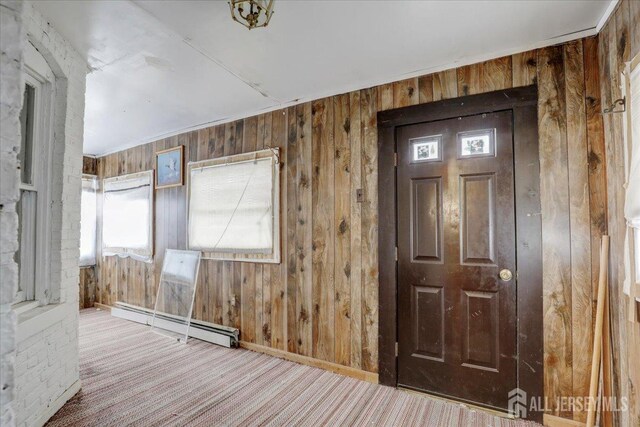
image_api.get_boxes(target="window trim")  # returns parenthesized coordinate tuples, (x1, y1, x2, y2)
(14, 42, 54, 305)
(186, 148, 281, 264)
(623, 54, 640, 322)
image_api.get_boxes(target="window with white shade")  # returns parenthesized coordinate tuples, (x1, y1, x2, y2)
(187, 149, 280, 263)
(102, 170, 154, 262)
(80, 175, 98, 266)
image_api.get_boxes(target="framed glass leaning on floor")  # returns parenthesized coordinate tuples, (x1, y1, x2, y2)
(151, 249, 202, 343)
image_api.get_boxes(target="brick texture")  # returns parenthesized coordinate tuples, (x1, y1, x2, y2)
(1, 2, 87, 426)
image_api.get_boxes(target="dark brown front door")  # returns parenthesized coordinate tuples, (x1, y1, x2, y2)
(397, 110, 516, 411)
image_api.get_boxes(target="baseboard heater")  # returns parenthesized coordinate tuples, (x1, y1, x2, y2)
(110, 302, 239, 348)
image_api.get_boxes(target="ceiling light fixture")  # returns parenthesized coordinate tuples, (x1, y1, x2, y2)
(228, 0, 274, 30)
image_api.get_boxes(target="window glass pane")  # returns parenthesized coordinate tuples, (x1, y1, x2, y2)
(458, 129, 496, 158)
(14, 190, 37, 302)
(80, 177, 97, 266)
(410, 136, 441, 162)
(189, 157, 274, 253)
(19, 84, 35, 185)
(102, 172, 153, 261)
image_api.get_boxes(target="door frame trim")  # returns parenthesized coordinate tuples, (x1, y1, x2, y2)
(377, 85, 543, 422)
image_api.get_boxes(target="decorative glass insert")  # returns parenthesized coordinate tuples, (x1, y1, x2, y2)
(458, 129, 496, 158)
(411, 136, 442, 162)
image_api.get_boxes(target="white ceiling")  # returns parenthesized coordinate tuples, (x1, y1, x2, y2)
(33, 0, 615, 156)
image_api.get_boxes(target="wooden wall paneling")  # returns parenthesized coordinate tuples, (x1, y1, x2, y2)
(564, 39, 593, 422)
(432, 69, 458, 101)
(79, 267, 96, 309)
(457, 63, 482, 96)
(334, 93, 352, 365)
(537, 45, 573, 419)
(153, 139, 167, 311)
(191, 128, 207, 321)
(260, 113, 273, 344)
(417, 75, 433, 104)
(295, 103, 313, 357)
(377, 83, 393, 112)
(95, 157, 104, 305)
(312, 97, 335, 362)
(106, 154, 119, 306)
(271, 110, 287, 350)
(392, 77, 418, 108)
(285, 106, 298, 353)
(349, 90, 363, 370)
(211, 126, 226, 326)
(144, 142, 155, 309)
(482, 56, 512, 92)
(82, 156, 97, 175)
(583, 37, 607, 302)
(512, 50, 538, 88)
(239, 117, 258, 342)
(360, 87, 378, 372)
(246, 116, 263, 341)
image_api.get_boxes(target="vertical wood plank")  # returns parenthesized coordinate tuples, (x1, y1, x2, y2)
(241, 116, 258, 343)
(537, 45, 573, 419)
(457, 63, 482, 96)
(271, 110, 287, 350)
(377, 83, 393, 112)
(334, 93, 351, 366)
(296, 103, 313, 357)
(418, 74, 434, 104)
(512, 50, 538, 88)
(360, 87, 378, 372)
(286, 106, 298, 353)
(564, 40, 592, 422)
(482, 56, 513, 92)
(432, 69, 457, 100)
(392, 77, 419, 108)
(312, 97, 335, 362)
(261, 113, 273, 344)
(349, 90, 363, 370)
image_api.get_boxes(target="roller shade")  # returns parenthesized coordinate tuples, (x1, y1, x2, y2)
(102, 170, 154, 262)
(189, 157, 274, 253)
(80, 175, 98, 266)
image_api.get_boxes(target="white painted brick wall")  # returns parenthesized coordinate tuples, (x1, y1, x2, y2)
(1, 1, 25, 424)
(1, 2, 88, 426)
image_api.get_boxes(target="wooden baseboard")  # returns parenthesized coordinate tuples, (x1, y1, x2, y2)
(543, 414, 586, 427)
(239, 341, 379, 384)
(94, 302, 111, 311)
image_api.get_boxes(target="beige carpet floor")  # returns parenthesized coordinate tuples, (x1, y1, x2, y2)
(48, 308, 541, 427)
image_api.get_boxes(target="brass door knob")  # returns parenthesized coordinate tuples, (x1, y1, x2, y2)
(499, 269, 513, 282)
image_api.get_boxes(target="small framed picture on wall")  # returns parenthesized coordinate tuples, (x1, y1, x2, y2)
(155, 145, 184, 189)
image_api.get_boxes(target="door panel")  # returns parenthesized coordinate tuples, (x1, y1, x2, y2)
(411, 178, 443, 262)
(397, 111, 516, 411)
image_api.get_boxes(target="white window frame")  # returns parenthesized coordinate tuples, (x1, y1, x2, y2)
(623, 54, 640, 322)
(80, 174, 98, 267)
(187, 148, 281, 263)
(102, 170, 154, 262)
(14, 42, 54, 305)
